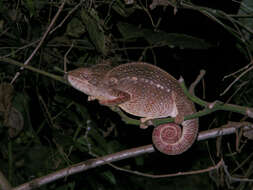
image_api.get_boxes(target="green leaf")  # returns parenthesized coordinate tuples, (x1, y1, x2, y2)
(53, 131, 74, 149)
(145, 31, 212, 49)
(237, 0, 253, 38)
(135, 156, 144, 166)
(74, 103, 90, 122)
(24, 0, 35, 17)
(117, 22, 144, 39)
(100, 171, 117, 185)
(13, 93, 32, 130)
(24, 145, 50, 173)
(66, 18, 86, 38)
(81, 9, 106, 54)
(117, 22, 212, 49)
(75, 123, 109, 155)
(112, 0, 135, 17)
(88, 127, 109, 153)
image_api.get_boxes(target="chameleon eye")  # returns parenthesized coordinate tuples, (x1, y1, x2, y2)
(109, 77, 118, 84)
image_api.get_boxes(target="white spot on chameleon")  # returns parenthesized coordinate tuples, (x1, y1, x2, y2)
(156, 84, 164, 90)
(140, 78, 150, 83)
(132, 76, 138, 81)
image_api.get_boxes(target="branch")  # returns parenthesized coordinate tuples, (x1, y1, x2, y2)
(0, 171, 12, 190)
(107, 158, 224, 178)
(0, 57, 65, 84)
(220, 64, 253, 96)
(178, 77, 253, 119)
(114, 76, 253, 127)
(13, 122, 253, 190)
(2, 57, 253, 127)
(189, 69, 206, 95)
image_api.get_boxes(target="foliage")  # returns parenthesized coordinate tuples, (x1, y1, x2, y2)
(0, 0, 253, 189)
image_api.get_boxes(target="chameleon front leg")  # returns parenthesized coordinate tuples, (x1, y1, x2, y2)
(140, 91, 184, 129)
(139, 117, 157, 129)
(174, 114, 184, 125)
(99, 89, 131, 106)
(88, 96, 96, 101)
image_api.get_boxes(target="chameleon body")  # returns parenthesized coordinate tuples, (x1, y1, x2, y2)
(67, 62, 198, 155)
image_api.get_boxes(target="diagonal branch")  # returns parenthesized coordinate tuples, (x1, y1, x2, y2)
(13, 122, 253, 190)
(0, 171, 12, 190)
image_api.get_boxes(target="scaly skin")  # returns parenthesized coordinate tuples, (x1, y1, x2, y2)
(67, 62, 198, 155)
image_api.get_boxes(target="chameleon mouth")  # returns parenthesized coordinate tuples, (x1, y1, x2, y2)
(67, 74, 94, 94)
(67, 74, 115, 100)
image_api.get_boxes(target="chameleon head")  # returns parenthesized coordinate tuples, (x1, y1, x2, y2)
(66, 67, 116, 101)
(66, 67, 98, 96)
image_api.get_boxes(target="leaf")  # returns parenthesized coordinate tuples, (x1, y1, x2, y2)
(88, 127, 109, 153)
(237, 0, 253, 39)
(117, 22, 144, 39)
(24, 145, 50, 173)
(100, 171, 117, 185)
(135, 156, 144, 166)
(53, 131, 74, 148)
(0, 83, 13, 113)
(73, 114, 109, 154)
(0, 83, 23, 137)
(66, 18, 85, 38)
(145, 31, 212, 49)
(117, 22, 212, 49)
(13, 92, 33, 132)
(66, 18, 86, 38)
(81, 10, 106, 54)
(6, 107, 24, 138)
(24, 0, 35, 17)
(111, 0, 135, 18)
(243, 128, 253, 140)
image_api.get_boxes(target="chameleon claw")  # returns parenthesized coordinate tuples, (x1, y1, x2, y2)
(88, 96, 96, 101)
(140, 118, 154, 129)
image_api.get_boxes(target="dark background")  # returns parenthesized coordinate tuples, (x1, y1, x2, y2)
(0, 0, 252, 189)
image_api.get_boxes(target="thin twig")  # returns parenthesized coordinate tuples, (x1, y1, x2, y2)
(225, 81, 248, 103)
(223, 162, 253, 182)
(50, 1, 83, 34)
(223, 63, 252, 80)
(0, 57, 65, 83)
(0, 27, 10, 38)
(220, 64, 253, 96)
(105, 158, 224, 178)
(10, 0, 67, 84)
(189, 69, 206, 95)
(64, 42, 74, 73)
(0, 40, 40, 58)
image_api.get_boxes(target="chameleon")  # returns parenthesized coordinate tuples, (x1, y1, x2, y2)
(66, 62, 198, 155)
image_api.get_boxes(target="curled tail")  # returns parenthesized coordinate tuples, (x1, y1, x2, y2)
(152, 118, 198, 155)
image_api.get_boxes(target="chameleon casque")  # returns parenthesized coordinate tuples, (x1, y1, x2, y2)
(67, 62, 198, 155)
